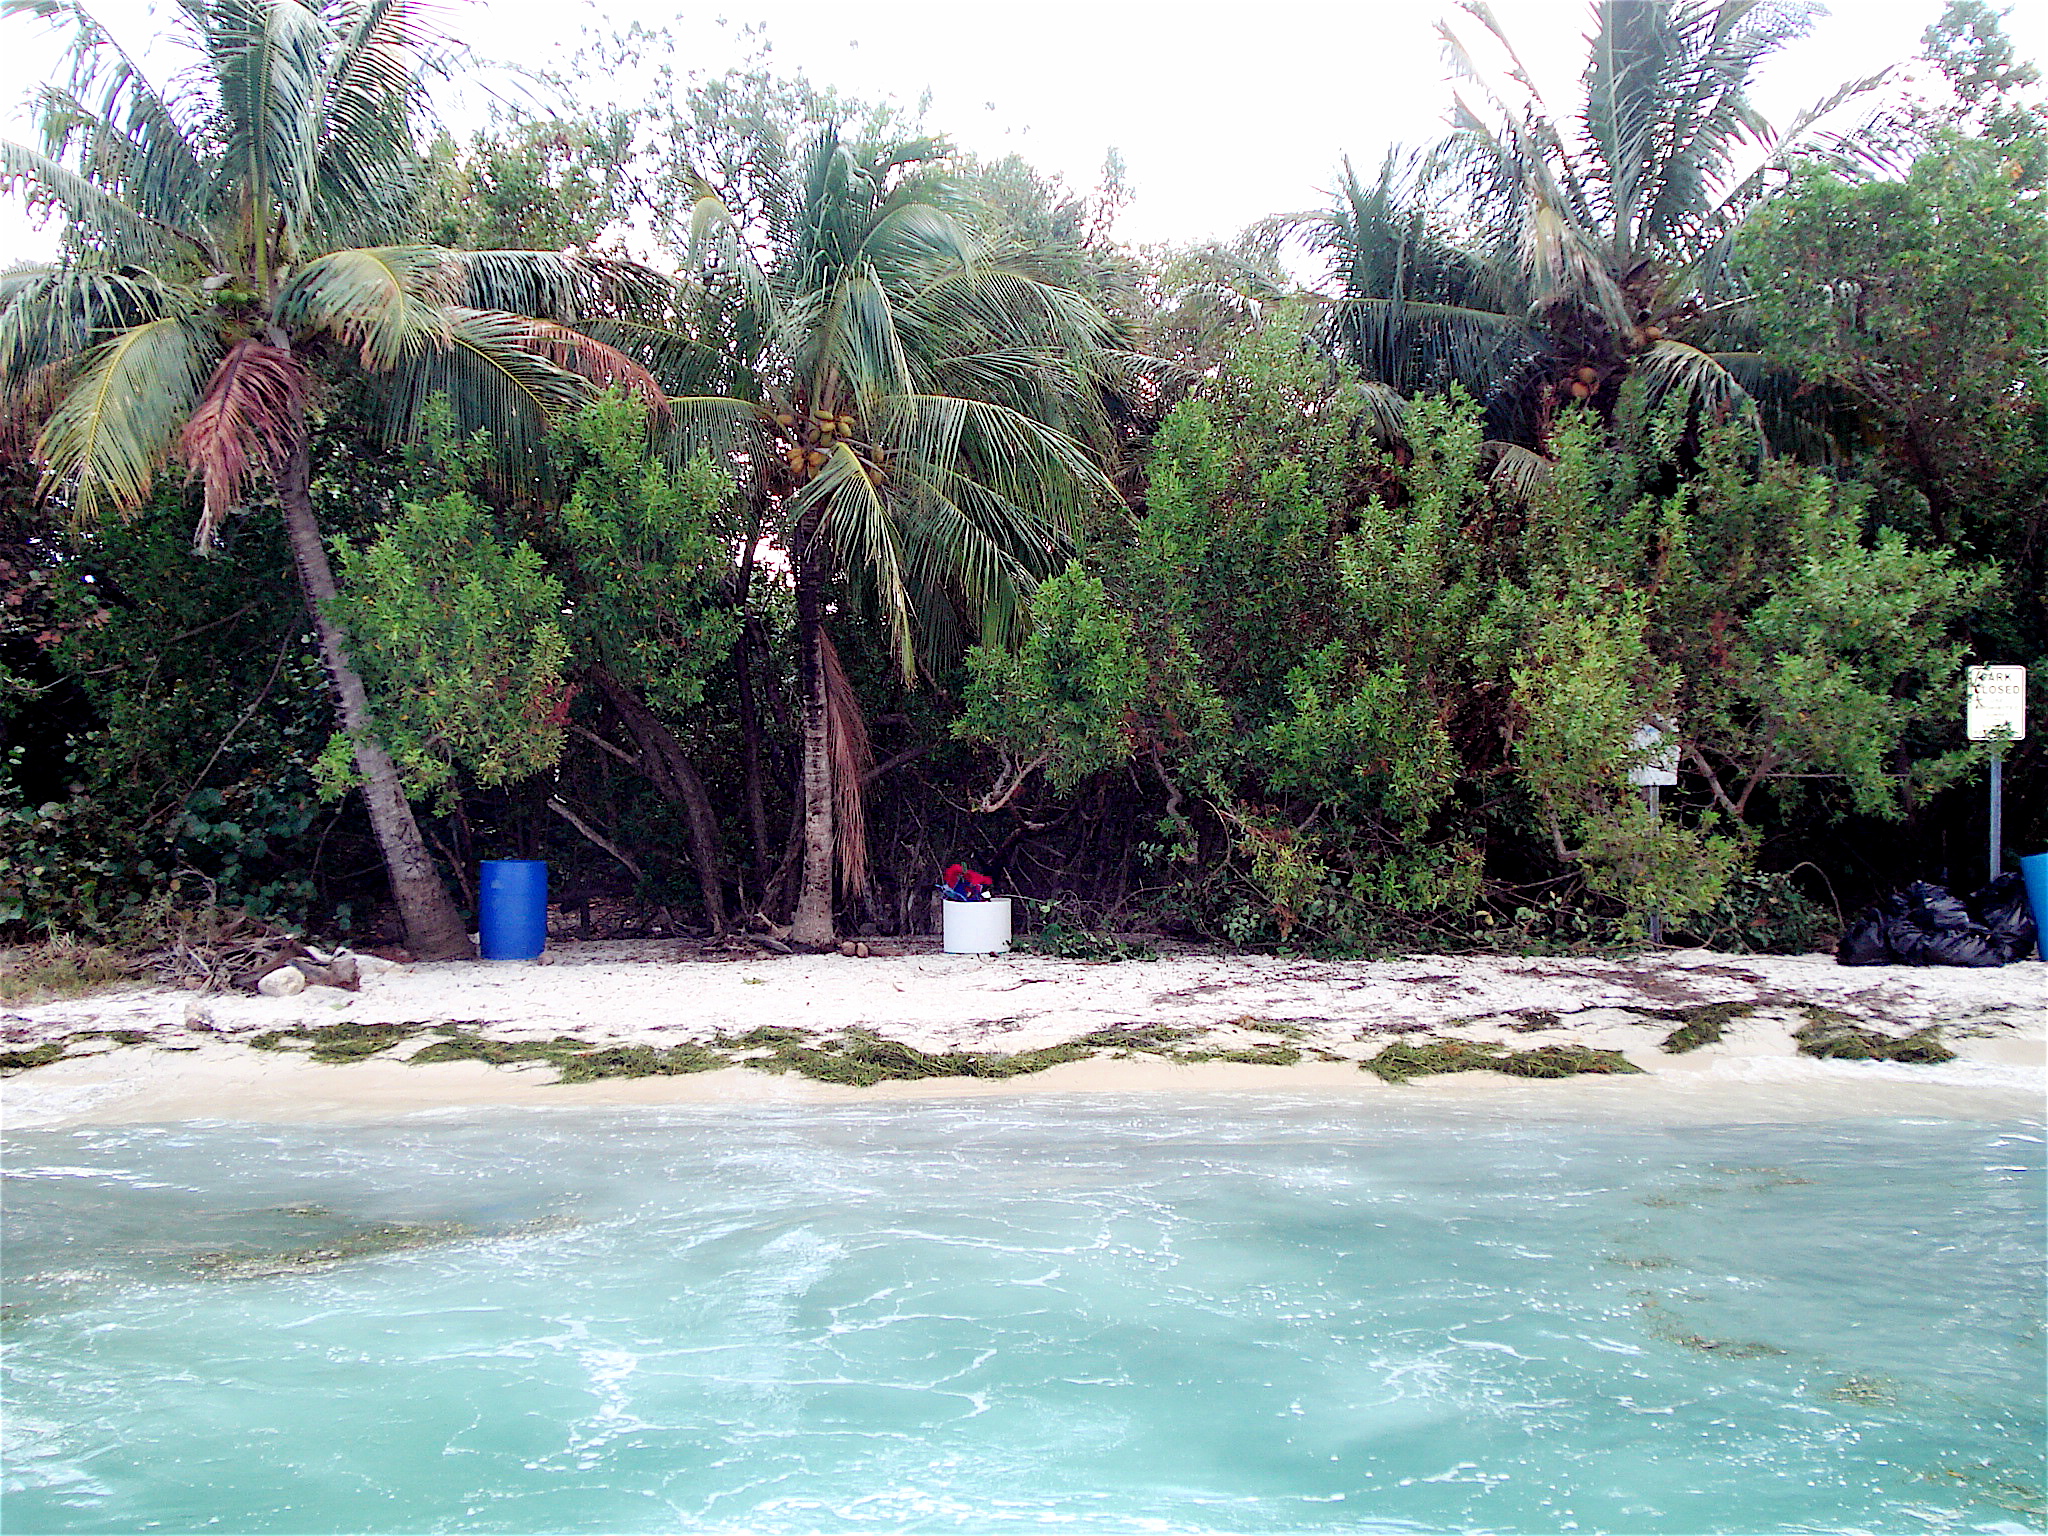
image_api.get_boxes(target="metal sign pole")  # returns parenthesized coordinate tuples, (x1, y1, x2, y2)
(1644, 783, 1662, 945)
(1989, 748, 2003, 884)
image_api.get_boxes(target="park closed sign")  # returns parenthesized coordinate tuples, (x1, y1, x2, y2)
(1966, 666, 2027, 742)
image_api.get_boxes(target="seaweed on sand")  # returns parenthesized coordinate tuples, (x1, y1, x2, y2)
(712, 1026, 813, 1050)
(1178, 1043, 1303, 1066)
(0, 1028, 156, 1073)
(755, 1029, 1092, 1087)
(1794, 1012, 1955, 1064)
(249, 1022, 426, 1063)
(553, 1043, 730, 1082)
(1364, 1037, 1643, 1084)
(0, 1042, 67, 1072)
(1069, 1024, 1198, 1054)
(1656, 1002, 1757, 1054)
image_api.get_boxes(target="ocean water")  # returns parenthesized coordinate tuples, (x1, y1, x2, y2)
(2, 1099, 2041, 1536)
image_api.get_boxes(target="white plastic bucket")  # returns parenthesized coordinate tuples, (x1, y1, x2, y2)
(942, 896, 1012, 954)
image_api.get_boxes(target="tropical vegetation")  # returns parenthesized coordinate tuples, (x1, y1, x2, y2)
(2, 0, 2039, 960)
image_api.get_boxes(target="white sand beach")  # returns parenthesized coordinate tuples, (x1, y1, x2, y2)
(3, 945, 2041, 1129)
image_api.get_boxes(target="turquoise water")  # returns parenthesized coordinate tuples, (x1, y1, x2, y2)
(3, 1100, 2041, 1535)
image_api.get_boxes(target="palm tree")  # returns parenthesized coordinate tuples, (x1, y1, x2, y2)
(648, 123, 1127, 947)
(0, 0, 674, 958)
(1302, 0, 1887, 451)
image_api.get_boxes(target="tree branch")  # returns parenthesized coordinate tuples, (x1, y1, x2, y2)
(546, 797, 644, 880)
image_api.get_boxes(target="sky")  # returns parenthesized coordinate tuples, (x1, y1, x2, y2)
(3, 0, 2044, 262)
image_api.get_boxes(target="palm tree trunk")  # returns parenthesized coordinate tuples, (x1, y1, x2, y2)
(789, 540, 836, 948)
(275, 435, 476, 960)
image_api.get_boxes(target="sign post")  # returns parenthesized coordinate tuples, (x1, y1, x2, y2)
(1628, 719, 1680, 943)
(1966, 666, 2027, 882)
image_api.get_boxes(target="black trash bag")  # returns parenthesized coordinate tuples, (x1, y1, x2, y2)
(1891, 880, 2004, 967)
(1838, 880, 2013, 967)
(1968, 873, 2040, 964)
(1836, 907, 1896, 966)
(1903, 880, 1974, 931)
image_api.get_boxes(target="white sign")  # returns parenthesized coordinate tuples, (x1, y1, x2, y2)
(1627, 720, 1679, 787)
(1966, 666, 2027, 742)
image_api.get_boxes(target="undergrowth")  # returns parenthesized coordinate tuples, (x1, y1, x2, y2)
(0, 938, 137, 1003)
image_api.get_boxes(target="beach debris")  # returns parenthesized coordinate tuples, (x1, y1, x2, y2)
(938, 863, 994, 901)
(1837, 877, 2036, 968)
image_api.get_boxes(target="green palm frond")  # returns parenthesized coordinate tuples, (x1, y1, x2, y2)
(313, 0, 442, 244)
(9, 0, 216, 242)
(275, 244, 451, 367)
(0, 265, 181, 380)
(657, 394, 774, 485)
(1630, 337, 1759, 426)
(1481, 438, 1554, 501)
(374, 304, 595, 467)
(36, 311, 221, 519)
(446, 250, 683, 324)
(0, 136, 212, 265)
(793, 441, 915, 678)
(444, 307, 667, 416)
(206, 0, 330, 258)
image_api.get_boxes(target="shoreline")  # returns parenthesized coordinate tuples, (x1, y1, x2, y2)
(4, 945, 2041, 1130)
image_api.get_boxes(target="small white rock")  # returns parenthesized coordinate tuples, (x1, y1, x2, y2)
(258, 967, 309, 998)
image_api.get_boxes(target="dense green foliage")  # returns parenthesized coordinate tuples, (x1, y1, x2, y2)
(4, 0, 2040, 955)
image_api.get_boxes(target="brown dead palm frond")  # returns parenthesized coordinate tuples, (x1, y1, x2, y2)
(820, 628, 873, 897)
(181, 338, 309, 546)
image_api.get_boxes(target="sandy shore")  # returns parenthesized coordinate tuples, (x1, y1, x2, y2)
(3, 944, 2041, 1129)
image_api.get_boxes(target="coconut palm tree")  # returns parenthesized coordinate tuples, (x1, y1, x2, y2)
(0, 0, 675, 958)
(649, 123, 1128, 947)
(1302, 0, 1888, 451)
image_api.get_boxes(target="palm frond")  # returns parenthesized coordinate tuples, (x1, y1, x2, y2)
(1631, 336, 1759, 427)
(375, 306, 596, 469)
(819, 629, 872, 895)
(206, 0, 330, 257)
(0, 264, 180, 381)
(275, 244, 451, 367)
(792, 442, 915, 679)
(0, 136, 212, 264)
(446, 249, 683, 323)
(1480, 438, 1554, 501)
(36, 311, 220, 519)
(180, 336, 308, 545)
(314, 0, 442, 245)
(447, 307, 667, 418)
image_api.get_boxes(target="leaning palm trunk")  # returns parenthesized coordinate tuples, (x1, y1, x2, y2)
(274, 433, 474, 960)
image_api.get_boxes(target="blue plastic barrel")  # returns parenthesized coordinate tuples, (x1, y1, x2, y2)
(479, 859, 548, 960)
(2020, 852, 2048, 963)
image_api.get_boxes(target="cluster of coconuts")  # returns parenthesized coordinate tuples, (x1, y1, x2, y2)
(773, 407, 860, 477)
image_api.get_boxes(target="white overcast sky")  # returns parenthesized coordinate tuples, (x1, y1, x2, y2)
(4, 0, 2044, 262)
